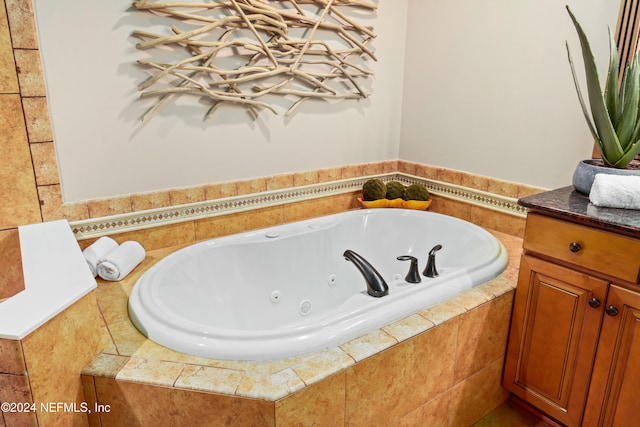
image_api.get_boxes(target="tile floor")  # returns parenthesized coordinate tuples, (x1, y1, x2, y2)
(473, 399, 556, 426)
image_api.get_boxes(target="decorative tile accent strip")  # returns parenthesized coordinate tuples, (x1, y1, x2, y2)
(70, 173, 526, 239)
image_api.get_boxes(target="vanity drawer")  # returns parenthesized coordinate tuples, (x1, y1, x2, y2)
(523, 214, 640, 284)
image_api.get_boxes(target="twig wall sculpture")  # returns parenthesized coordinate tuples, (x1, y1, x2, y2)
(132, 0, 378, 121)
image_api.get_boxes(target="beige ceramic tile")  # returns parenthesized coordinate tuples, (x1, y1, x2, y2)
(21, 292, 104, 427)
(36, 184, 63, 221)
(487, 178, 520, 198)
(293, 169, 319, 186)
(0, 1, 18, 93)
(82, 353, 130, 378)
(21, 97, 52, 142)
(88, 196, 132, 218)
(419, 300, 466, 326)
(116, 357, 185, 387)
(290, 347, 355, 386)
(0, 228, 24, 301)
(105, 221, 196, 252)
(204, 180, 237, 200)
(397, 160, 417, 175)
(13, 49, 45, 96)
(194, 205, 283, 241)
(29, 142, 58, 185)
(95, 376, 275, 427)
(345, 320, 458, 426)
(95, 282, 131, 326)
(437, 167, 463, 185)
(57, 200, 90, 222)
(0, 372, 37, 426)
(517, 183, 548, 198)
(382, 159, 398, 173)
(429, 196, 472, 222)
(339, 329, 397, 362)
(237, 177, 267, 195)
(0, 94, 41, 228)
(5, 0, 38, 49)
(266, 173, 294, 191)
(283, 193, 358, 223)
(236, 368, 305, 400)
(107, 320, 148, 356)
(447, 358, 510, 426)
(454, 293, 513, 382)
(392, 391, 451, 427)
(471, 206, 526, 237)
(275, 372, 346, 426)
(175, 365, 244, 395)
(414, 163, 439, 179)
(381, 313, 435, 343)
(362, 161, 384, 176)
(461, 172, 491, 191)
(81, 375, 101, 427)
(169, 186, 205, 205)
(340, 164, 363, 179)
(0, 337, 25, 374)
(449, 287, 494, 311)
(478, 275, 516, 298)
(130, 190, 171, 211)
(81, 375, 100, 427)
(318, 166, 342, 182)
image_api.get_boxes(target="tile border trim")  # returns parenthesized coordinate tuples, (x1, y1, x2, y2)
(69, 173, 526, 239)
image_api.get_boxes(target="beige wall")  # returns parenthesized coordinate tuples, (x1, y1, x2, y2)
(400, 0, 620, 189)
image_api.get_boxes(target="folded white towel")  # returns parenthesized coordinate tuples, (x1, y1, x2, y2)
(82, 236, 119, 277)
(589, 174, 640, 209)
(96, 241, 146, 281)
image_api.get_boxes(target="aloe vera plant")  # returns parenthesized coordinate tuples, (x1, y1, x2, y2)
(566, 6, 640, 168)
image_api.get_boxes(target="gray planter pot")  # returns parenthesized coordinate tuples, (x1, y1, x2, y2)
(573, 159, 640, 194)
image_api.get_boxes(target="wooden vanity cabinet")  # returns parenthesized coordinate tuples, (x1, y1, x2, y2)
(582, 285, 640, 426)
(503, 213, 640, 427)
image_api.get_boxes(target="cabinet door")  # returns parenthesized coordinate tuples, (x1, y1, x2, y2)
(503, 255, 608, 427)
(583, 285, 640, 426)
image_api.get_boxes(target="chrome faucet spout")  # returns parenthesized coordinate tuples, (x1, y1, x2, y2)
(343, 250, 389, 297)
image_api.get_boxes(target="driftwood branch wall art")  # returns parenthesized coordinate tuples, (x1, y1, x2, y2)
(131, 0, 378, 121)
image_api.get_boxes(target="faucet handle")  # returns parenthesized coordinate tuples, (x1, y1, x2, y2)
(397, 255, 421, 283)
(423, 244, 443, 278)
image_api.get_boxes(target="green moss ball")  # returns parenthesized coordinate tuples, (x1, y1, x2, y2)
(385, 181, 406, 200)
(404, 184, 430, 201)
(362, 179, 387, 201)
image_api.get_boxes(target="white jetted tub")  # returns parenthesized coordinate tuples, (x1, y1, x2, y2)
(128, 209, 507, 360)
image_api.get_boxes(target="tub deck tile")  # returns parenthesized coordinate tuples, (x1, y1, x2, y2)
(236, 368, 306, 400)
(82, 353, 129, 378)
(449, 288, 494, 310)
(175, 365, 245, 395)
(419, 299, 467, 326)
(382, 313, 436, 343)
(290, 347, 355, 386)
(478, 275, 516, 298)
(339, 328, 398, 362)
(116, 357, 185, 388)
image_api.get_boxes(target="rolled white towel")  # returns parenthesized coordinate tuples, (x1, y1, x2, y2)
(96, 241, 146, 281)
(589, 173, 640, 209)
(82, 236, 119, 277)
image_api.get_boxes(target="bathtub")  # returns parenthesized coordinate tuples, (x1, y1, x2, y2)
(128, 209, 507, 361)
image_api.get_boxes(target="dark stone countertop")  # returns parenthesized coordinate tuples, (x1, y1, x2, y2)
(519, 186, 640, 238)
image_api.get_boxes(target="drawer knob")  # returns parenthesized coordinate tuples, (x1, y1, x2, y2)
(588, 297, 601, 308)
(605, 306, 619, 317)
(569, 242, 582, 253)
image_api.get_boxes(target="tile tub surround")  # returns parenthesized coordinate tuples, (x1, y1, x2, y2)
(81, 230, 522, 426)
